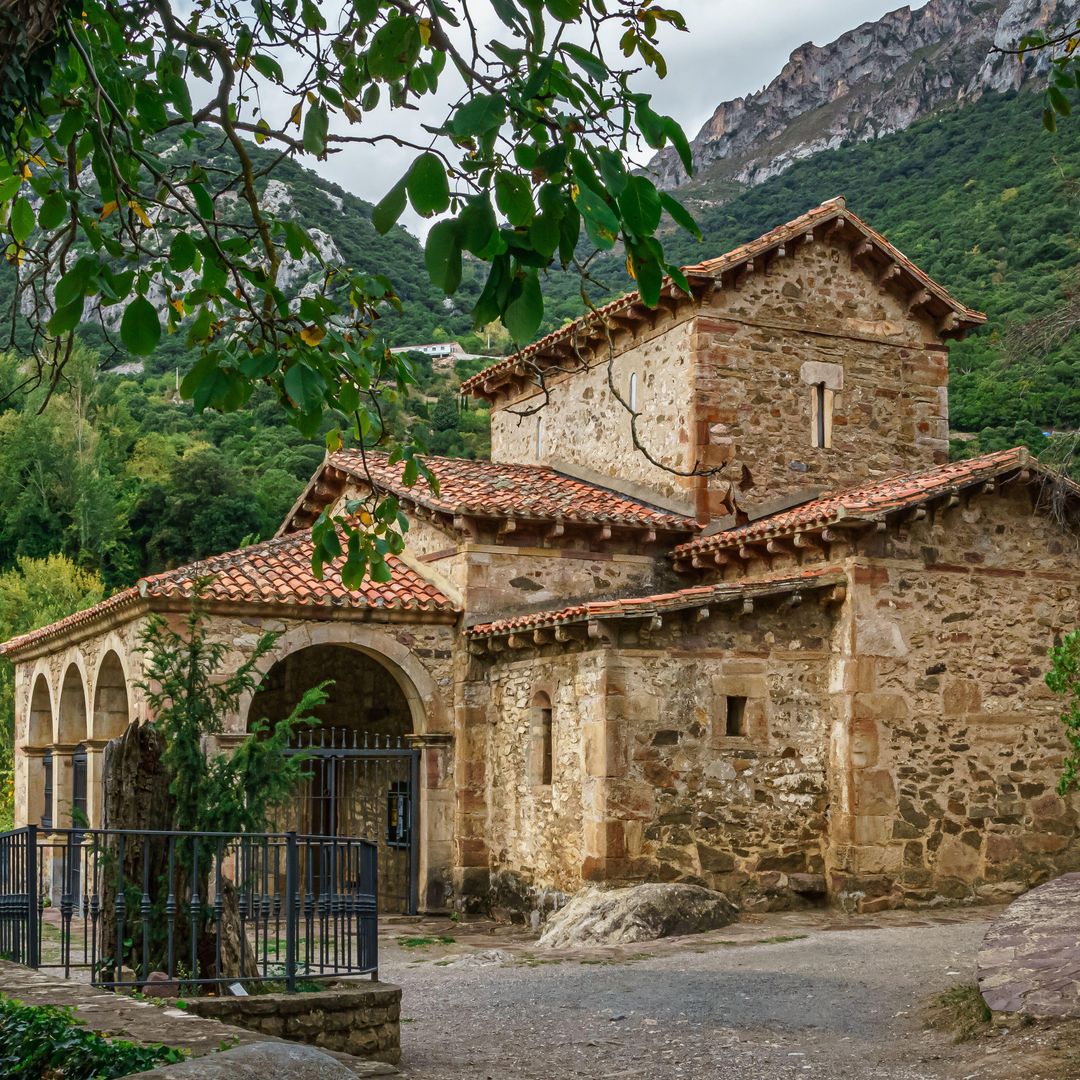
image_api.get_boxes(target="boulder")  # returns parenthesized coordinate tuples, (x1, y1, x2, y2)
(126, 1041, 393, 1078)
(537, 883, 739, 948)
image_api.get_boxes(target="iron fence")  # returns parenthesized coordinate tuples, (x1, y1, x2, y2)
(0, 825, 378, 993)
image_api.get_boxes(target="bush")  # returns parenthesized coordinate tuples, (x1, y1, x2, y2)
(0, 996, 185, 1080)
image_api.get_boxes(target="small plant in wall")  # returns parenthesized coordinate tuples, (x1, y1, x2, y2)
(1047, 628, 1080, 793)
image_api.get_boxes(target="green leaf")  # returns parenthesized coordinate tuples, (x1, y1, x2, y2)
(38, 193, 66, 231)
(55, 257, 96, 308)
(573, 184, 619, 250)
(367, 16, 422, 82)
(1048, 85, 1072, 117)
(425, 219, 462, 293)
(10, 196, 34, 243)
(46, 297, 85, 335)
(561, 42, 607, 82)
(303, 102, 330, 155)
(503, 270, 543, 342)
(372, 179, 407, 234)
(661, 115, 693, 174)
(618, 175, 662, 238)
(660, 192, 701, 240)
(450, 94, 505, 137)
(545, 0, 582, 22)
(284, 361, 328, 413)
(495, 171, 534, 226)
(406, 152, 450, 217)
(120, 296, 162, 356)
(169, 232, 197, 271)
(188, 182, 215, 220)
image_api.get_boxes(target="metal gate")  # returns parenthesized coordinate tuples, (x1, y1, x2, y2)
(273, 729, 420, 914)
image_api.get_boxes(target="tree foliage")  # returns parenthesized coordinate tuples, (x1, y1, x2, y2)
(0, 0, 695, 586)
(138, 588, 324, 834)
(1046, 628, 1080, 795)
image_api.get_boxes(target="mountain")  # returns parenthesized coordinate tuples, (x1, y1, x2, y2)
(0, 130, 484, 376)
(648, 0, 1080, 195)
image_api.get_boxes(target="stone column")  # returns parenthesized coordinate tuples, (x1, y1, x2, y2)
(51, 744, 77, 829)
(407, 732, 453, 911)
(21, 747, 46, 827)
(84, 739, 109, 828)
(452, 668, 491, 910)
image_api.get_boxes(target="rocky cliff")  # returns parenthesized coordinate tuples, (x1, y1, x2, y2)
(649, 0, 1080, 193)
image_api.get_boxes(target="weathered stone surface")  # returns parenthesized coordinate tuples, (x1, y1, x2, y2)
(537, 884, 738, 948)
(126, 1042, 362, 1078)
(186, 983, 401, 1065)
(978, 873, 1080, 1018)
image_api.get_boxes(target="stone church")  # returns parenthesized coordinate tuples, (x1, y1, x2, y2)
(6, 197, 1079, 916)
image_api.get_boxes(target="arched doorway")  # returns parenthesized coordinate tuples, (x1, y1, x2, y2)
(90, 651, 130, 828)
(247, 644, 421, 913)
(56, 664, 89, 902)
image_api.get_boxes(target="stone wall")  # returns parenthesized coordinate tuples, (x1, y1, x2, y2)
(490, 319, 698, 506)
(470, 593, 838, 914)
(830, 485, 1080, 910)
(187, 982, 401, 1064)
(482, 651, 604, 912)
(692, 239, 948, 520)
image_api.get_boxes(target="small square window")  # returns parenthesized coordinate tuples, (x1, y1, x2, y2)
(725, 696, 748, 738)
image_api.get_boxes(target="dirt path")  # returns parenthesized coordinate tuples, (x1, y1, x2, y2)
(376, 908, 998, 1079)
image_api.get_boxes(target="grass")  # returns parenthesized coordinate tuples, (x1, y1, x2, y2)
(396, 935, 455, 949)
(925, 983, 992, 1043)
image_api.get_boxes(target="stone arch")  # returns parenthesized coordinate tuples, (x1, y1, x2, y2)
(57, 663, 88, 746)
(27, 673, 52, 748)
(235, 623, 448, 737)
(92, 650, 130, 742)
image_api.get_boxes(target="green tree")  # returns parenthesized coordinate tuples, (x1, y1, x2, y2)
(0, 0, 697, 587)
(1047, 629, 1080, 794)
(138, 591, 324, 834)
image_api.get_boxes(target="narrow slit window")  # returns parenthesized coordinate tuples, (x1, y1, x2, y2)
(530, 691, 554, 786)
(629, 372, 638, 412)
(42, 749, 53, 829)
(725, 696, 748, 738)
(540, 705, 553, 785)
(536, 415, 544, 458)
(811, 382, 829, 448)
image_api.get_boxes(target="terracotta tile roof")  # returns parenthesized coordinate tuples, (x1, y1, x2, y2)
(0, 529, 456, 658)
(672, 447, 1043, 562)
(466, 567, 845, 639)
(329, 449, 698, 532)
(460, 197, 986, 399)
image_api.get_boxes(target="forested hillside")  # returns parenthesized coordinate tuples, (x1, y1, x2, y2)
(544, 90, 1079, 455)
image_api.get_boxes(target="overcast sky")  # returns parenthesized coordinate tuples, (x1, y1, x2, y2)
(303, 1, 930, 234)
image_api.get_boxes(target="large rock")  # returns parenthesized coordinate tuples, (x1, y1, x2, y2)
(126, 1041, 392, 1078)
(978, 872, 1080, 1018)
(537, 884, 738, 948)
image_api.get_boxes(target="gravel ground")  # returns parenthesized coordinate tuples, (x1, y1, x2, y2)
(376, 907, 996, 1080)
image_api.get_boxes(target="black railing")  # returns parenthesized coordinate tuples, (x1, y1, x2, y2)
(0, 826, 377, 993)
